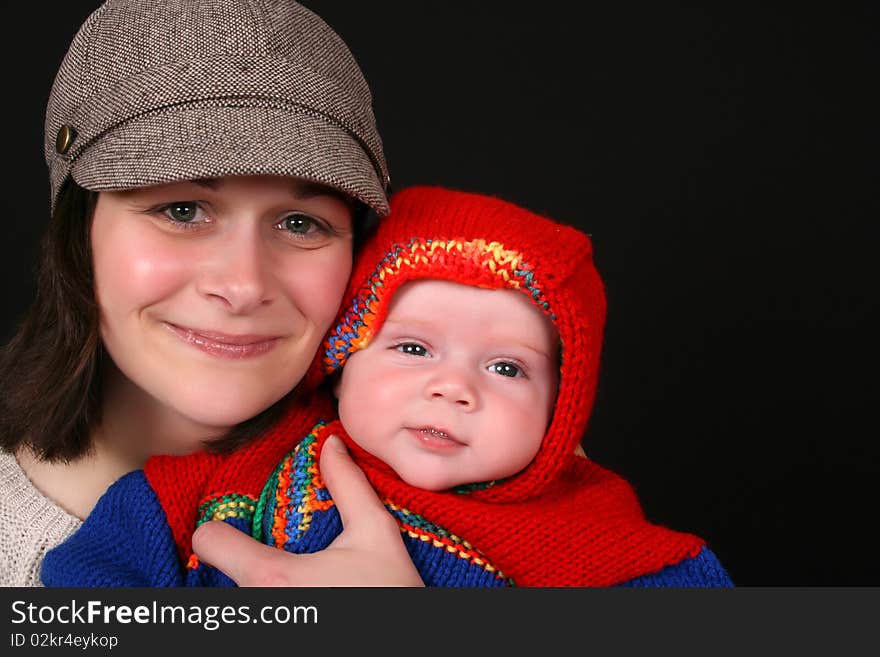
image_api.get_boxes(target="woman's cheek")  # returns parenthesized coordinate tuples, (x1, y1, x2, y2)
(94, 232, 197, 316)
(278, 247, 353, 329)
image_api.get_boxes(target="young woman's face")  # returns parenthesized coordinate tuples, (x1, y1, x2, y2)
(336, 280, 559, 491)
(91, 175, 354, 448)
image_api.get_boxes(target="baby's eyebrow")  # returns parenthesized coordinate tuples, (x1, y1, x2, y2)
(380, 317, 434, 330)
(503, 342, 558, 361)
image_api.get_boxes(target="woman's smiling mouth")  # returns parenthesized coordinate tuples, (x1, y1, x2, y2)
(164, 323, 282, 359)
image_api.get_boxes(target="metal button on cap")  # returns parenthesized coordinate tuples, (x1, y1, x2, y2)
(56, 125, 76, 155)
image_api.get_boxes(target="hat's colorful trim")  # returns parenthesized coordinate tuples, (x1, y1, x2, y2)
(322, 237, 555, 373)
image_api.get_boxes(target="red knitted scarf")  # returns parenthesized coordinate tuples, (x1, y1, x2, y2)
(326, 418, 704, 586)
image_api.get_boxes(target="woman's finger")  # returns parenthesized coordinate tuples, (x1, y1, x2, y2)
(319, 434, 394, 536)
(191, 520, 291, 586)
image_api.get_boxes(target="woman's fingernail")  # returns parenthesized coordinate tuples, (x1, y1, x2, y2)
(324, 434, 346, 453)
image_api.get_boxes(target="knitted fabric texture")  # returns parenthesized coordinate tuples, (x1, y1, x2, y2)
(0, 451, 82, 586)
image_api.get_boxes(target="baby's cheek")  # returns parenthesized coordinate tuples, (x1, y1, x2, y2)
(507, 402, 549, 456)
(365, 370, 410, 405)
(338, 364, 403, 433)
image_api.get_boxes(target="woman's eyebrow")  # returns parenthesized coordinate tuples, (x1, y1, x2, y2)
(185, 178, 350, 206)
(291, 180, 353, 206)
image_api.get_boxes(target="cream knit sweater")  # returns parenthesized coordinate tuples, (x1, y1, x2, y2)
(0, 451, 82, 586)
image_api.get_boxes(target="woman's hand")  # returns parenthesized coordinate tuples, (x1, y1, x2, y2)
(191, 435, 424, 587)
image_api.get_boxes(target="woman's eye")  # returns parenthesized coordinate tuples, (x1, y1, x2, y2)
(396, 343, 428, 357)
(277, 212, 327, 237)
(162, 202, 204, 224)
(489, 362, 522, 378)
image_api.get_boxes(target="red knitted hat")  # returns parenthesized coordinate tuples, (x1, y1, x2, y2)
(311, 186, 607, 503)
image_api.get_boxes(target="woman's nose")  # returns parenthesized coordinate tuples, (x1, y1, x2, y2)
(196, 231, 273, 315)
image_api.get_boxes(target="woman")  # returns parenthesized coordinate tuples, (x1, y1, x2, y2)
(0, 0, 419, 587)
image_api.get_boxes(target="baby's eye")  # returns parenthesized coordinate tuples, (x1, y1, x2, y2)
(395, 343, 428, 357)
(488, 362, 523, 378)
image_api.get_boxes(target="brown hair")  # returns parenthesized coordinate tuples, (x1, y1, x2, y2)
(0, 182, 377, 461)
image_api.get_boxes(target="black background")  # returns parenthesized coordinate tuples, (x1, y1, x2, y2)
(0, 2, 874, 585)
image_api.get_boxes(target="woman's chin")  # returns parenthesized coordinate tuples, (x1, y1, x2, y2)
(183, 400, 278, 430)
(158, 389, 287, 437)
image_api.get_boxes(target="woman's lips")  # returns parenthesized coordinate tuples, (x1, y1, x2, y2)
(164, 323, 282, 359)
(406, 426, 466, 450)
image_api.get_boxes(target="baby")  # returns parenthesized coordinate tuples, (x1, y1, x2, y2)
(43, 186, 732, 587)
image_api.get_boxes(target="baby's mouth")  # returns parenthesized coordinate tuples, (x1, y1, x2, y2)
(409, 426, 466, 447)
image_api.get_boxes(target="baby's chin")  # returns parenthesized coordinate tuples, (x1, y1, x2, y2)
(394, 468, 467, 492)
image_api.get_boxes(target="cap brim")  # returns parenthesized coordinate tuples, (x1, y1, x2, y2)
(70, 102, 389, 216)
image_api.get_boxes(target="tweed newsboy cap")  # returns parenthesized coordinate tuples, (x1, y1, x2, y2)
(44, 0, 390, 215)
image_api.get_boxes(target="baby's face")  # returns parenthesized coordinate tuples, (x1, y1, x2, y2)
(336, 279, 559, 491)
